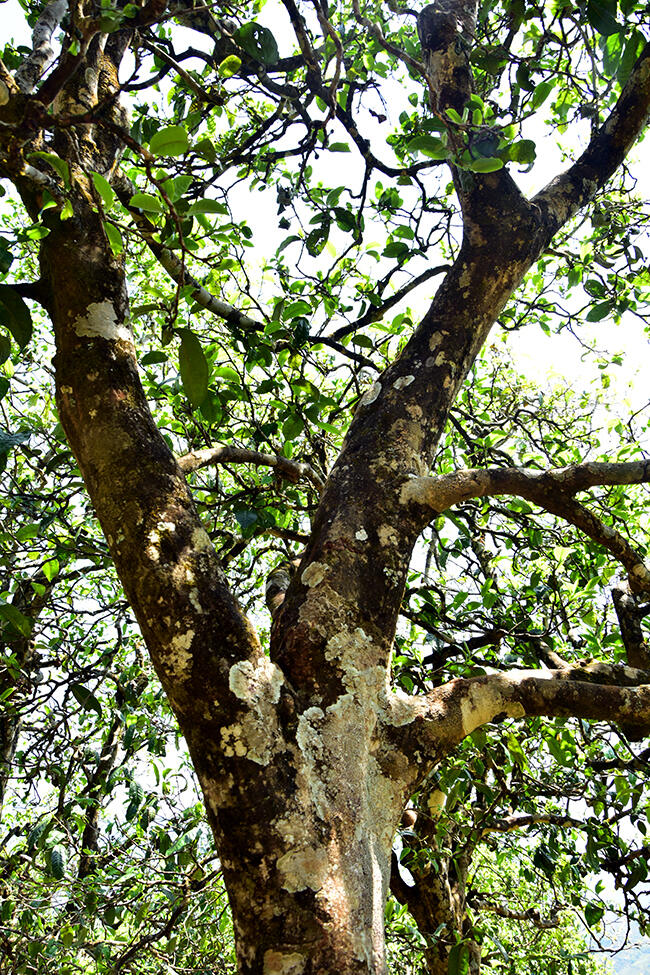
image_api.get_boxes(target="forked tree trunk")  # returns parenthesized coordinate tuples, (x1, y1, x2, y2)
(3, 2, 650, 972)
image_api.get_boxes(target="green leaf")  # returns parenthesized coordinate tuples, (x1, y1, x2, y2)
(329, 142, 351, 152)
(49, 845, 67, 880)
(235, 509, 258, 534)
(586, 300, 613, 321)
(587, 0, 621, 35)
(468, 157, 504, 173)
(0, 427, 31, 455)
(140, 350, 168, 365)
(149, 125, 189, 157)
(504, 139, 536, 165)
(282, 413, 304, 441)
(129, 192, 164, 213)
(618, 30, 646, 86)
(445, 108, 463, 124)
(531, 79, 555, 110)
(408, 135, 448, 160)
(188, 200, 228, 215)
(213, 365, 241, 383)
(218, 54, 242, 78)
(0, 285, 33, 348)
(104, 222, 123, 255)
(284, 299, 312, 318)
(0, 333, 11, 364)
(178, 329, 210, 408)
(129, 780, 144, 805)
(91, 172, 116, 208)
(0, 602, 33, 637)
(29, 151, 70, 186)
(27, 820, 49, 851)
(42, 559, 59, 582)
(70, 684, 102, 716)
(234, 23, 279, 65)
(448, 942, 469, 975)
(585, 901, 605, 926)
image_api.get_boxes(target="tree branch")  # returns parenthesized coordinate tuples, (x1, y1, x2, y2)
(386, 668, 650, 771)
(113, 180, 264, 334)
(13, 0, 67, 94)
(467, 894, 561, 929)
(534, 40, 650, 232)
(177, 444, 324, 492)
(400, 460, 650, 593)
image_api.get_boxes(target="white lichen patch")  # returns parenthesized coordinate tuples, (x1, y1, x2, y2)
(392, 374, 415, 390)
(229, 656, 284, 704)
(263, 950, 306, 975)
(325, 626, 373, 668)
(399, 476, 435, 506)
(406, 404, 423, 420)
(72, 301, 133, 343)
(355, 528, 368, 541)
(166, 629, 195, 680)
(276, 845, 329, 893)
(191, 526, 213, 551)
(458, 265, 472, 288)
(220, 723, 248, 758)
(377, 524, 398, 547)
(380, 688, 423, 727)
(630, 562, 650, 585)
(301, 561, 329, 588)
(427, 788, 447, 818)
(224, 658, 285, 764)
(360, 381, 382, 407)
(189, 589, 203, 613)
(459, 682, 525, 736)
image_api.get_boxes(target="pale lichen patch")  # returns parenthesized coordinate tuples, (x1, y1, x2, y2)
(263, 950, 306, 975)
(72, 301, 133, 343)
(428, 331, 444, 351)
(167, 629, 194, 680)
(301, 561, 329, 588)
(428, 788, 447, 818)
(393, 374, 415, 390)
(191, 526, 213, 551)
(355, 528, 368, 541)
(276, 845, 329, 893)
(377, 524, 398, 547)
(359, 381, 382, 407)
(380, 688, 423, 727)
(459, 682, 525, 736)
(229, 656, 284, 704)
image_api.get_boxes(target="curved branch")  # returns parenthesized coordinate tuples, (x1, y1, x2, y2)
(177, 444, 324, 491)
(535, 40, 650, 232)
(13, 0, 67, 94)
(401, 460, 650, 593)
(386, 668, 650, 771)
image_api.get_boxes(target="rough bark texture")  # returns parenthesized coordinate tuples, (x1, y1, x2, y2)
(2, 1, 650, 972)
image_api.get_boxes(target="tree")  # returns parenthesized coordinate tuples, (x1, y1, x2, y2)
(1, 0, 650, 972)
